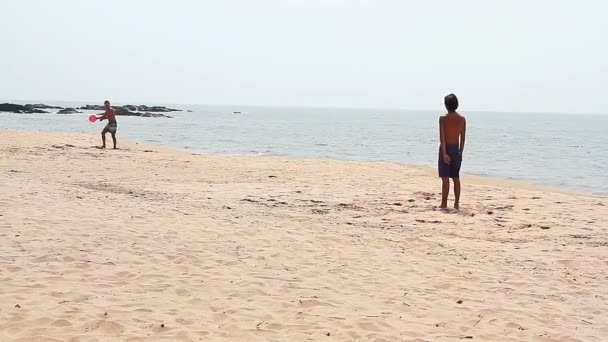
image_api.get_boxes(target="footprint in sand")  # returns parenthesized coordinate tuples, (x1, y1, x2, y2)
(432, 282, 453, 290)
(299, 299, 335, 308)
(506, 322, 527, 331)
(84, 320, 126, 334)
(175, 288, 192, 296)
(52, 319, 72, 327)
(176, 318, 195, 326)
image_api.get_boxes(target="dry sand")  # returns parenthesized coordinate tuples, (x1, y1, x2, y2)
(1, 129, 607, 341)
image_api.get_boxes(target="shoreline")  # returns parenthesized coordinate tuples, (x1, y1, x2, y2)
(2, 129, 608, 341)
(2, 128, 605, 198)
(3, 128, 603, 198)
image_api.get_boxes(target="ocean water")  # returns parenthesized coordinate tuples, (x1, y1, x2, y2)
(2, 104, 607, 195)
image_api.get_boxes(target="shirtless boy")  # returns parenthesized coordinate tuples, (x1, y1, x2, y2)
(438, 94, 466, 209)
(97, 100, 118, 149)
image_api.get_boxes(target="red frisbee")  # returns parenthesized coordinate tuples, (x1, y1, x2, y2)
(88, 115, 97, 123)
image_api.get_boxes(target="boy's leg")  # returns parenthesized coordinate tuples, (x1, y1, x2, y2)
(453, 177, 461, 209)
(101, 131, 107, 148)
(447, 145, 462, 209)
(441, 177, 450, 208)
(111, 133, 117, 149)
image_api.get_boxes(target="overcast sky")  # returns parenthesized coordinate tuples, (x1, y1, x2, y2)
(1, 0, 606, 113)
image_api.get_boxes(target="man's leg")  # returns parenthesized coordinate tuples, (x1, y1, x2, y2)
(101, 131, 107, 148)
(111, 133, 117, 149)
(441, 177, 450, 208)
(453, 177, 461, 209)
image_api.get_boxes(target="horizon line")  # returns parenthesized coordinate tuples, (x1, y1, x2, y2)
(2, 98, 606, 116)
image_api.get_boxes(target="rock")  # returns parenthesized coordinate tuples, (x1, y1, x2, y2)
(79, 104, 178, 116)
(123, 105, 138, 111)
(25, 103, 63, 110)
(113, 107, 133, 116)
(114, 107, 172, 118)
(136, 105, 180, 112)
(79, 104, 105, 111)
(0, 103, 48, 114)
(57, 108, 82, 114)
(2, 103, 168, 117)
(140, 112, 172, 118)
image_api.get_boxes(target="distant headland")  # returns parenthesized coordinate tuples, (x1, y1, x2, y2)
(0, 103, 181, 118)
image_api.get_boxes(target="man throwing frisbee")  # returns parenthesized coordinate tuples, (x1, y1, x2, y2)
(97, 100, 118, 149)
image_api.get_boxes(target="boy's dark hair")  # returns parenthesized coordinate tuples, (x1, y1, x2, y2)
(444, 94, 458, 112)
(104, 100, 110, 105)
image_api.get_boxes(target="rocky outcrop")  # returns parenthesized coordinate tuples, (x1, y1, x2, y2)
(136, 105, 180, 112)
(114, 107, 172, 118)
(25, 104, 63, 110)
(57, 108, 82, 114)
(79, 104, 181, 112)
(123, 105, 138, 111)
(140, 112, 173, 118)
(0, 103, 174, 118)
(79, 104, 105, 111)
(0, 103, 48, 114)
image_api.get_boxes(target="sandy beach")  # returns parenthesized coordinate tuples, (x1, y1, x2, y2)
(1, 129, 607, 341)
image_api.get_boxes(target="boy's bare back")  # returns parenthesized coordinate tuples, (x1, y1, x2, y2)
(441, 112, 466, 145)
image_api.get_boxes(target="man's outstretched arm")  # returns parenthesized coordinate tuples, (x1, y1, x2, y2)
(97, 110, 108, 121)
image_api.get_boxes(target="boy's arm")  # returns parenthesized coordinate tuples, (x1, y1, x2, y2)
(460, 118, 466, 153)
(97, 111, 107, 121)
(439, 117, 447, 155)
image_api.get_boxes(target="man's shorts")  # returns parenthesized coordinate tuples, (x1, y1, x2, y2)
(104, 122, 117, 134)
(438, 144, 462, 178)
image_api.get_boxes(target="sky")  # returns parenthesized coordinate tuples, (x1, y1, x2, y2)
(1, 0, 607, 113)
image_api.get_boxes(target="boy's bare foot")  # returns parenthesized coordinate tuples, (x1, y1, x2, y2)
(454, 203, 459, 210)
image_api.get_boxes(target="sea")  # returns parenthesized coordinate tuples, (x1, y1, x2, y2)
(2, 102, 607, 195)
